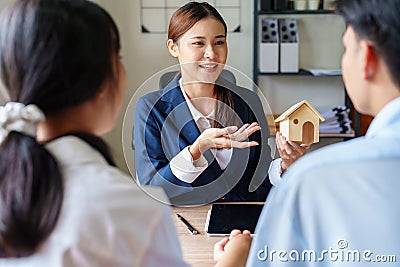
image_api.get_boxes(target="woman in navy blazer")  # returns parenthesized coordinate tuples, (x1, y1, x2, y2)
(134, 2, 307, 205)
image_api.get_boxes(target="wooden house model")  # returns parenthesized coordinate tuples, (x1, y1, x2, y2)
(275, 100, 325, 144)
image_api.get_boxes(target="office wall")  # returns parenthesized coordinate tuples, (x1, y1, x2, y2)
(0, 0, 8, 10)
(0, 0, 345, 176)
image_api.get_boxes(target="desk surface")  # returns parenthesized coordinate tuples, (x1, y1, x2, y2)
(172, 204, 217, 267)
(172, 202, 264, 267)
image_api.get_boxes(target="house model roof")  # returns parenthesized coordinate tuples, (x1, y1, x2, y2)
(275, 100, 325, 123)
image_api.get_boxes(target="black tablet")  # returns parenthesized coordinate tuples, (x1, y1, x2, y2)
(205, 203, 264, 236)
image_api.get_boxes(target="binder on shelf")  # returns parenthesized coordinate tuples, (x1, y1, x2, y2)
(259, 18, 279, 73)
(260, 0, 273, 11)
(279, 18, 299, 72)
(260, 0, 288, 11)
(274, 0, 288, 10)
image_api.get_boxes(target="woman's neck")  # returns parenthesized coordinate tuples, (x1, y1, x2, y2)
(182, 81, 215, 99)
(36, 105, 96, 143)
(181, 82, 217, 116)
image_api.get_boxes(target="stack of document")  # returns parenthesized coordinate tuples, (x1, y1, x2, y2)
(320, 106, 352, 133)
(304, 68, 342, 76)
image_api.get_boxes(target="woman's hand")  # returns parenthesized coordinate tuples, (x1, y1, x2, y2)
(276, 131, 311, 173)
(189, 122, 261, 160)
(214, 229, 252, 267)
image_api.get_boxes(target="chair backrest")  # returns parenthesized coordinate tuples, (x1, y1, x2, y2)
(159, 69, 237, 89)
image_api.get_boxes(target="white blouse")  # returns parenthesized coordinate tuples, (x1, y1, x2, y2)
(0, 136, 190, 267)
(170, 80, 233, 183)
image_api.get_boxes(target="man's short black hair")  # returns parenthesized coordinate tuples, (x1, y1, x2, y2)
(336, 0, 400, 87)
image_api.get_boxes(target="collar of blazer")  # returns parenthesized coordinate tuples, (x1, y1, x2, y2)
(159, 75, 201, 146)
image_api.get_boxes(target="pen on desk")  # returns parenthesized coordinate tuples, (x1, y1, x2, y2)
(176, 214, 198, 235)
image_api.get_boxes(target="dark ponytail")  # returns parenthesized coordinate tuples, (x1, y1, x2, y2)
(0, 0, 120, 257)
(0, 132, 63, 257)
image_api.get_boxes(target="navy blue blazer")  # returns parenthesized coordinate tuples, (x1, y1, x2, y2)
(133, 75, 273, 205)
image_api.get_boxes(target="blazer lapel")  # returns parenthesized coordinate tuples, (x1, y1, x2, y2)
(161, 77, 200, 145)
(161, 76, 220, 167)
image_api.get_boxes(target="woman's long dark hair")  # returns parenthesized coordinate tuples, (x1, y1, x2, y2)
(168, 2, 236, 128)
(0, 0, 120, 257)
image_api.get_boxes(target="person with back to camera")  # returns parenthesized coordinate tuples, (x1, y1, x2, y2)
(133, 1, 308, 206)
(0, 0, 193, 265)
(214, 0, 400, 266)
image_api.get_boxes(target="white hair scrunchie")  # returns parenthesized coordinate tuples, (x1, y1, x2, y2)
(0, 102, 45, 145)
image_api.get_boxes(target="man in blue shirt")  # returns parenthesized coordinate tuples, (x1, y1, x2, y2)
(215, 0, 400, 266)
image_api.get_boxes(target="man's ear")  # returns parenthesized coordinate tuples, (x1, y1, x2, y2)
(361, 40, 378, 80)
(167, 39, 179, 58)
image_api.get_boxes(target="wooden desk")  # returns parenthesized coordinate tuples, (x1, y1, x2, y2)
(172, 204, 218, 267)
(172, 202, 264, 267)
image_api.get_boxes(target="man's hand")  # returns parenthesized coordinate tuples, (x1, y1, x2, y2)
(276, 131, 310, 173)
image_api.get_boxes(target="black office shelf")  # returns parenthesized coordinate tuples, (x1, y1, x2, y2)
(252, 0, 360, 137)
(320, 132, 355, 138)
(256, 69, 342, 76)
(257, 10, 335, 15)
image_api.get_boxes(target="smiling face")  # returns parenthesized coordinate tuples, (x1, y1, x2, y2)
(167, 17, 227, 84)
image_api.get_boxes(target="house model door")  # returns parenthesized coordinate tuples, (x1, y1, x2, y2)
(302, 121, 315, 144)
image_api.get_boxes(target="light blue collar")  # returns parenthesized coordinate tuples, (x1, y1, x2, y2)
(366, 96, 400, 138)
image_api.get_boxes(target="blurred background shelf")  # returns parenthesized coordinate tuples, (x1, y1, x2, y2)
(320, 131, 355, 138)
(257, 68, 342, 76)
(258, 10, 334, 15)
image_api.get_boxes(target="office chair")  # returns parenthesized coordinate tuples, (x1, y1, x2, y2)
(158, 69, 237, 89)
